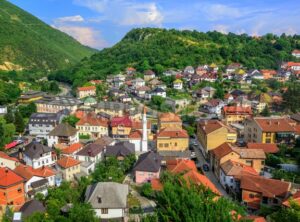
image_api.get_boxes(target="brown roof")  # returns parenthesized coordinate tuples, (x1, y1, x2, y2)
(14, 165, 55, 180)
(76, 112, 108, 127)
(94, 136, 114, 146)
(198, 120, 225, 134)
(233, 148, 266, 159)
(0, 151, 19, 162)
(49, 123, 78, 137)
(57, 156, 80, 169)
(61, 143, 83, 155)
(166, 159, 197, 174)
(254, 117, 296, 132)
(159, 112, 182, 123)
(220, 160, 258, 177)
(77, 86, 96, 91)
(282, 191, 300, 207)
(0, 167, 24, 187)
(246, 143, 279, 154)
(223, 106, 252, 115)
(240, 175, 290, 198)
(211, 143, 234, 159)
(156, 127, 188, 138)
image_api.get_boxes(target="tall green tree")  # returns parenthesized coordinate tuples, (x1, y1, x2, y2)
(14, 110, 25, 133)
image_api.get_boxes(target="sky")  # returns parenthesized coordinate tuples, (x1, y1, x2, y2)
(8, 0, 300, 49)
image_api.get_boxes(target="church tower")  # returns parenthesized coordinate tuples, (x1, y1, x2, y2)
(141, 106, 148, 152)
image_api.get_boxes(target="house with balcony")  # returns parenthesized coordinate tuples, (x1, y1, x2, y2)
(47, 123, 79, 147)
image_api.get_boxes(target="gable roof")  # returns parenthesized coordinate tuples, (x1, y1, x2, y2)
(232, 148, 266, 159)
(61, 143, 83, 155)
(94, 136, 114, 146)
(111, 116, 132, 127)
(76, 113, 108, 127)
(49, 123, 78, 137)
(240, 175, 290, 198)
(212, 143, 235, 159)
(57, 156, 80, 169)
(167, 159, 197, 174)
(223, 106, 252, 115)
(246, 143, 279, 154)
(133, 152, 162, 172)
(0, 151, 19, 162)
(14, 164, 55, 180)
(85, 182, 128, 209)
(183, 170, 220, 195)
(159, 112, 182, 123)
(156, 127, 188, 138)
(253, 117, 296, 132)
(20, 200, 46, 218)
(198, 120, 226, 134)
(105, 142, 135, 157)
(77, 86, 96, 91)
(0, 167, 24, 188)
(24, 142, 52, 159)
(220, 160, 258, 177)
(76, 143, 105, 157)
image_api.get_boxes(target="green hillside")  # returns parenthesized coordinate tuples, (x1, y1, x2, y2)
(0, 0, 96, 71)
(52, 28, 300, 86)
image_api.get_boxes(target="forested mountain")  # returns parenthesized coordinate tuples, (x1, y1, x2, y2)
(51, 27, 300, 86)
(0, 0, 96, 71)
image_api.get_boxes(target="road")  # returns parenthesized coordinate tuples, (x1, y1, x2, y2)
(190, 137, 229, 197)
(58, 83, 72, 96)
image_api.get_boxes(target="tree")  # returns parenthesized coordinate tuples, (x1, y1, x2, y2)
(0, 122, 5, 149)
(140, 183, 154, 198)
(270, 200, 300, 221)
(18, 103, 37, 118)
(69, 203, 98, 222)
(62, 115, 79, 127)
(4, 110, 14, 123)
(261, 105, 271, 117)
(214, 86, 225, 99)
(14, 110, 25, 133)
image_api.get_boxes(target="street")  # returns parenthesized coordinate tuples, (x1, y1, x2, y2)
(190, 137, 229, 197)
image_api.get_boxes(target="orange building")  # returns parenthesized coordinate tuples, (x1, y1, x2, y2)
(0, 167, 25, 208)
(158, 112, 182, 130)
(260, 69, 277, 79)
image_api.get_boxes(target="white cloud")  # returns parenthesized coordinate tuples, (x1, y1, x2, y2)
(203, 4, 241, 21)
(54, 25, 108, 48)
(73, 0, 163, 26)
(213, 24, 229, 34)
(55, 15, 84, 23)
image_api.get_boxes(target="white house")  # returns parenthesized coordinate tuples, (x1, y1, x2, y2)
(85, 182, 129, 220)
(292, 50, 300, 58)
(184, 66, 195, 74)
(0, 106, 7, 115)
(47, 123, 79, 147)
(173, 79, 183, 90)
(0, 151, 19, 169)
(146, 87, 166, 100)
(202, 99, 225, 116)
(132, 78, 145, 89)
(23, 142, 54, 169)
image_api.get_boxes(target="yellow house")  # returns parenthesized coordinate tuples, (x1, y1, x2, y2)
(197, 120, 237, 156)
(57, 156, 81, 181)
(211, 142, 266, 178)
(158, 112, 182, 130)
(156, 128, 189, 152)
(222, 106, 253, 124)
(244, 117, 296, 144)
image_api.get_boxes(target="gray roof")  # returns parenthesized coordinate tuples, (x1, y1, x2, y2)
(49, 123, 77, 137)
(19, 200, 45, 218)
(105, 142, 135, 157)
(94, 136, 114, 146)
(93, 101, 135, 111)
(291, 113, 300, 123)
(85, 182, 128, 209)
(31, 178, 48, 188)
(133, 151, 162, 172)
(76, 143, 104, 157)
(36, 95, 82, 106)
(24, 142, 52, 159)
(29, 110, 67, 126)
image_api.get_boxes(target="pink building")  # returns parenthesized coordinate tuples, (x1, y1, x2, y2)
(133, 152, 162, 184)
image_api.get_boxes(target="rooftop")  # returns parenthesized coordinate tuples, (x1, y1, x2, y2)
(57, 156, 80, 169)
(133, 151, 162, 173)
(49, 123, 78, 137)
(0, 167, 24, 188)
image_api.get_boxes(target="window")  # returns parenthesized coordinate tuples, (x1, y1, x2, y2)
(273, 198, 279, 204)
(164, 143, 169, 148)
(101, 208, 108, 214)
(266, 132, 271, 137)
(261, 161, 265, 165)
(18, 188, 22, 193)
(174, 142, 177, 146)
(249, 193, 254, 198)
(265, 139, 271, 143)
(246, 160, 253, 166)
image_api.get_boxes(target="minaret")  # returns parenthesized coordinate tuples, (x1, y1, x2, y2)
(141, 106, 148, 152)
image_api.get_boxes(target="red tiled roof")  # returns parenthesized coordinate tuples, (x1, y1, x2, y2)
(240, 175, 290, 198)
(0, 151, 19, 162)
(246, 143, 279, 154)
(212, 143, 234, 159)
(127, 67, 136, 71)
(61, 143, 83, 155)
(128, 130, 142, 139)
(198, 120, 225, 134)
(77, 85, 96, 91)
(0, 167, 24, 187)
(14, 164, 55, 180)
(89, 80, 102, 84)
(156, 127, 189, 138)
(57, 156, 80, 169)
(183, 170, 221, 195)
(287, 62, 300, 67)
(282, 191, 300, 207)
(132, 121, 151, 130)
(292, 49, 300, 54)
(223, 106, 252, 115)
(242, 215, 266, 222)
(221, 160, 258, 178)
(75, 110, 85, 119)
(111, 116, 132, 127)
(151, 178, 163, 191)
(159, 112, 182, 122)
(254, 117, 296, 132)
(167, 159, 197, 174)
(76, 112, 108, 127)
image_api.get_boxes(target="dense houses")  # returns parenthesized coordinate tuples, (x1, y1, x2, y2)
(3, 59, 300, 221)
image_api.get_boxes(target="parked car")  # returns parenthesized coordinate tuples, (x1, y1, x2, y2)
(190, 151, 196, 159)
(202, 164, 209, 172)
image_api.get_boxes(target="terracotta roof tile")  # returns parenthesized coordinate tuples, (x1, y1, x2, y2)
(198, 120, 225, 134)
(254, 117, 296, 132)
(220, 160, 258, 177)
(61, 143, 83, 155)
(76, 112, 108, 127)
(159, 112, 182, 123)
(151, 178, 163, 191)
(282, 191, 300, 207)
(111, 116, 132, 127)
(14, 165, 55, 180)
(246, 143, 279, 154)
(223, 106, 252, 115)
(240, 175, 290, 198)
(128, 130, 142, 139)
(77, 86, 96, 91)
(211, 143, 234, 159)
(156, 127, 188, 138)
(0, 167, 24, 187)
(166, 159, 197, 174)
(0, 151, 19, 162)
(57, 156, 80, 169)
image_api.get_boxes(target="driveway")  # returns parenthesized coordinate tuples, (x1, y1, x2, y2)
(190, 138, 229, 197)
